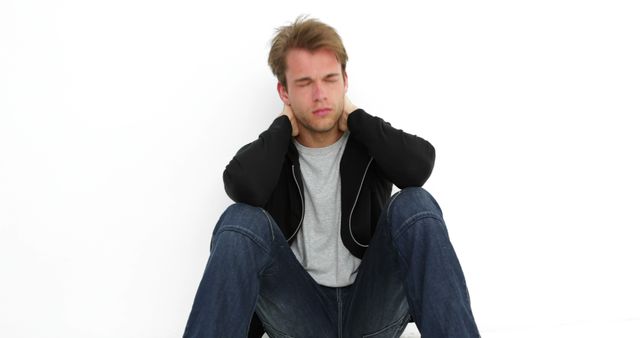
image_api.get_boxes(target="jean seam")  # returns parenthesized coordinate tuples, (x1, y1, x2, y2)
(384, 191, 403, 225)
(261, 321, 295, 338)
(259, 208, 276, 241)
(392, 314, 412, 338)
(391, 245, 420, 338)
(216, 226, 271, 255)
(361, 312, 411, 337)
(389, 212, 445, 333)
(391, 212, 444, 242)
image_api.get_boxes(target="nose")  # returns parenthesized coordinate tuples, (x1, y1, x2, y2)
(311, 82, 326, 102)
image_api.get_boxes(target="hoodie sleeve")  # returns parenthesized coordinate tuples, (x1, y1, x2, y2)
(223, 115, 292, 207)
(347, 109, 436, 188)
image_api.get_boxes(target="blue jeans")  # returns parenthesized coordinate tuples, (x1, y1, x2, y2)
(184, 188, 479, 337)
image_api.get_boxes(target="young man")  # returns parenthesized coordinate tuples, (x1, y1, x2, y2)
(184, 17, 479, 338)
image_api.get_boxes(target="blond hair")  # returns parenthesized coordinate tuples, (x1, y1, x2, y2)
(268, 16, 348, 89)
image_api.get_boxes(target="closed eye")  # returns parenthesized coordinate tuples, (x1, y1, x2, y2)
(295, 79, 312, 87)
(324, 74, 340, 82)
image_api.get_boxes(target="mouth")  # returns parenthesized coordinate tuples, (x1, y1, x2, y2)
(312, 108, 332, 117)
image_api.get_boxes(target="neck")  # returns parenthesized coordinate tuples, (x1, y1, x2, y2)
(295, 129, 344, 148)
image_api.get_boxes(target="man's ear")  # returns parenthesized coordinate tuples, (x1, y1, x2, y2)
(277, 82, 290, 105)
(343, 70, 349, 93)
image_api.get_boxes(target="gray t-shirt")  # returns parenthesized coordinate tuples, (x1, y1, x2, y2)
(291, 132, 361, 287)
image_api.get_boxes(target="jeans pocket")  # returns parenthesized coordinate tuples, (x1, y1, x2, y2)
(362, 315, 411, 338)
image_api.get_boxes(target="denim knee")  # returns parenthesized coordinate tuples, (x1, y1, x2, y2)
(385, 187, 444, 233)
(212, 203, 276, 249)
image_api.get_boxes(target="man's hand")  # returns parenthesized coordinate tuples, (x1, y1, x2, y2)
(339, 95, 358, 132)
(282, 104, 299, 137)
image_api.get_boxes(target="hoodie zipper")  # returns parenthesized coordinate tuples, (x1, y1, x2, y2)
(349, 157, 374, 247)
(288, 164, 305, 241)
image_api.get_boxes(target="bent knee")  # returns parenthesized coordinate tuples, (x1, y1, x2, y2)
(215, 203, 275, 241)
(387, 187, 442, 223)
(224, 202, 266, 219)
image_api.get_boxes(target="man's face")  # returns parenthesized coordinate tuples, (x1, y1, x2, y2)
(278, 48, 348, 137)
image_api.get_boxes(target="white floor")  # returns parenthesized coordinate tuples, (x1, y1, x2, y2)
(399, 323, 420, 337)
(261, 318, 640, 337)
(401, 318, 640, 337)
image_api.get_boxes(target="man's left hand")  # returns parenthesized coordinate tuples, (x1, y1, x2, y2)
(339, 95, 358, 132)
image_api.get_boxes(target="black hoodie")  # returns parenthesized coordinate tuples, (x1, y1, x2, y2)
(223, 108, 435, 337)
(223, 108, 435, 259)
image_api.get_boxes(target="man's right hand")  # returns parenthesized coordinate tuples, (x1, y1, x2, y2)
(282, 104, 299, 137)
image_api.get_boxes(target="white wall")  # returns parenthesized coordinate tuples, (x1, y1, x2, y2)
(1, 1, 639, 337)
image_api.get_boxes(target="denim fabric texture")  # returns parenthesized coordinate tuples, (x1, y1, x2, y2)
(183, 188, 479, 337)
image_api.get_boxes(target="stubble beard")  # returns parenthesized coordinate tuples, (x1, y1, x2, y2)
(295, 99, 344, 135)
